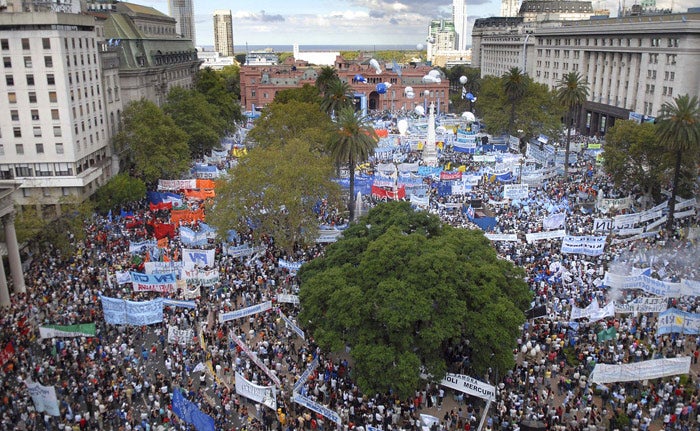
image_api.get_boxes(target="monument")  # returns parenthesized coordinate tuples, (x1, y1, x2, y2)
(422, 103, 439, 167)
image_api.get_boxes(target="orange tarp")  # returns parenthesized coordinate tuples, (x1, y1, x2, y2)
(196, 179, 217, 189)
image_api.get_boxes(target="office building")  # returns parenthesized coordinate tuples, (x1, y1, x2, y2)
(213, 9, 233, 57)
(168, 0, 195, 45)
(453, 0, 468, 52)
(501, 0, 520, 18)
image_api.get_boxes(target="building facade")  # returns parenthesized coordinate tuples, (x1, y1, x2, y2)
(501, 0, 521, 18)
(472, 10, 700, 135)
(213, 9, 233, 57)
(239, 55, 450, 115)
(0, 12, 114, 216)
(427, 19, 456, 62)
(453, 0, 468, 52)
(168, 0, 195, 46)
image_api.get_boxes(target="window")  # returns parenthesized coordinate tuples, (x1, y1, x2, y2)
(26, 74, 34, 85)
(47, 74, 55, 85)
(21, 38, 30, 50)
(24, 56, 32, 68)
(44, 56, 53, 67)
(668, 87, 673, 96)
(33, 126, 42, 137)
(53, 126, 61, 137)
(5, 75, 13, 86)
(8, 92, 16, 103)
(36, 143, 44, 154)
(55, 143, 64, 154)
(11, 110, 19, 121)
(31, 109, 39, 120)
(51, 109, 59, 120)
(42, 38, 51, 49)
(13, 127, 21, 137)
(28, 92, 37, 103)
(49, 92, 57, 103)
(3, 57, 11, 68)
(0, 145, 3, 156)
(0, 39, 8, 50)
(15, 145, 24, 155)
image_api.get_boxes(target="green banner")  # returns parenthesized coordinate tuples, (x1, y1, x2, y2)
(596, 326, 616, 343)
(39, 323, 96, 339)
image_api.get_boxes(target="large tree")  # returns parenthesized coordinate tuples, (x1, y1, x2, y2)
(92, 173, 146, 213)
(602, 120, 668, 204)
(320, 79, 354, 117)
(315, 66, 339, 94)
(556, 72, 589, 177)
(164, 87, 226, 158)
(273, 83, 322, 106)
(207, 137, 341, 252)
(195, 67, 243, 133)
(442, 65, 480, 114)
(502, 67, 527, 135)
(298, 202, 531, 398)
(328, 107, 379, 221)
(113, 99, 191, 184)
(656, 94, 700, 230)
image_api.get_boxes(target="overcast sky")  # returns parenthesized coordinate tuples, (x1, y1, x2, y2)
(134, 0, 697, 48)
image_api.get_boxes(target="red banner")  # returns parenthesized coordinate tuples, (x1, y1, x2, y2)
(149, 201, 173, 212)
(184, 189, 216, 200)
(153, 223, 175, 239)
(0, 342, 14, 367)
(371, 185, 406, 200)
(171, 208, 206, 224)
(440, 171, 463, 181)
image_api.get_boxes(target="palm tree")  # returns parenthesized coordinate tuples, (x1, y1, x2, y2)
(556, 71, 589, 177)
(329, 107, 379, 221)
(315, 66, 339, 94)
(502, 67, 527, 135)
(321, 79, 354, 117)
(656, 94, 700, 231)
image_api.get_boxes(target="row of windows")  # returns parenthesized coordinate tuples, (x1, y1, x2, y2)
(539, 37, 681, 49)
(0, 162, 73, 179)
(3, 55, 53, 68)
(0, 143, 64, 158)
(5, 73, 56, 86)
(10, 109, 60, 121)
(8, 91, 58, 103)
(0, 37, 51, 51)
(10, 124, 62, 137)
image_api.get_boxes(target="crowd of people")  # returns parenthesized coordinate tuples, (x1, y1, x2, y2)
(0, 125, 699, 431)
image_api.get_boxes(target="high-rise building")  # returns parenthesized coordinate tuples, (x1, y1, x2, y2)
(501, 0, 520, 17)
(168, 0, 195, 46)
(213, 9, 233, 57)
(452, 0, 468, 51)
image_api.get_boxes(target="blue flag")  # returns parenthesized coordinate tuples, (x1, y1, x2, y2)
(172, 389, 215, 431)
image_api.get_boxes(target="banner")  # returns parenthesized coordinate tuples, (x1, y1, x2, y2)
(172, 389, 215, 431)
(279, 259, 303, 273)
(590, 357, 691, 384)
(231, 335, 281, 386)
(158, 179, 197, 191)
(225, 244, 264, 258)
(484, 233, 520, 242)
(0, 342, 14, 367)
(101, 296, 164, 326)
(129, 240, 157, 255)
(674, 209, 696, 219)
(657, 308, 700, 335)
(144, 261, 185, 275)
(615, 297, 667, 314)
(131, 271, 176, 293)
(371, 185, 406, 200)
(525, 229, 566, 243)
(115, 271, 131, 285)
(180, 226, 210, 247)
(316, 230, 343, 243)
(277, 294, 300, 304)
(593, 218, 612, 232)
(39, 323, 96, 339)
(570, 300, 615, 322)
(24, 380, 60, 416)
(181, 268, 220, 287)
(440, 373, 496, 401)
(543, 213, 566, 231)
(220, 301, 272, 323)
(184, 189, 216, 200)
(596, 327, 617, 343)
(597, 196, 633, 214)
(280, 311, 305, 340)
(168, 326, 195, 345)
(182, 248, 216, 267)
(440, 171, 462, 181)
(603, 272, 684, 297)
(561, 235, 607, 256)
(525, 305, 547, 319)
(235, 372, 277, 410)
(294, 357, 319, 393)
(410, 195, 430, 208)
(163, 298, 197, 309)
(503, 184, 529, 200)
(171, 208, 206, 225)
(292, 393, 342, 424)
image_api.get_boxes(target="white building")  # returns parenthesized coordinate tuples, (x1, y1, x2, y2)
(0, 12, 114, 216)
(502, 0, 521, 18)
(168, 0, 195, 45)
(198, 49, 235, 70)
(453, 0, 468, 52)
(213, 9, 233, 57)
(292, 44, 338, 66)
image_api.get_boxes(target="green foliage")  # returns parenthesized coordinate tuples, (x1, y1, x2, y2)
(113, 99, 191, 185)
(442, 66, 480, 114)
(164, 87, 226, 157)
(208, 138, 341, 253)
(478, 76, 562, 142)
(14, 206, 47, 244)
(321, 79, 354, 116)
(235, 54, 246, 65)
(603, 120, 668, 202)
(298, 202, 531, 399)
(338, 50, 423, 63)
(273, 84, 322, 106)
(218, 65, 241, 99)
(246, 100, 333, 152)
(92, 173, 146, 213)
(315, 66, 339, 94)
(556, 72, 590, 176)
(195, 67, 243, 133)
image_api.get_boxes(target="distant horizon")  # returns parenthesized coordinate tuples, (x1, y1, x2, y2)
(199, 44, 471, 53)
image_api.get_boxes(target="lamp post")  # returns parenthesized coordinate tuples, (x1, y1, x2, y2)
(519, 158, 525, 184)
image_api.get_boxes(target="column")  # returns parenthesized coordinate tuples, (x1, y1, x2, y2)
(2, 213, 25, 293)
(0, 256, 8, 307)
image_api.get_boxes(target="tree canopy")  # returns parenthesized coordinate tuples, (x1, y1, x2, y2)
(195, 67, 243, 133)
(273, 83, 322, 106)
(113, 99, 191, 185)
(207, 137, 341, 252)
(164, 87, 227, 157)
(298, 202, 531, 398)
(556, 72, 589, 176)
(92, 173, 147, 213)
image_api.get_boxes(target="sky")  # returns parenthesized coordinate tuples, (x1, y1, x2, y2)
(134, 0, 696, 48)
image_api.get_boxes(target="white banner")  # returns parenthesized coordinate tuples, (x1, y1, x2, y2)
(292, 393, 341, 424)
(484, 233, 520, 242)
(225, 244, 264, 258)
(503, 184, 529, 200)
(181, 268, 220, 287)
(561, 235, 607, 256)
(590, 357, 691, 384)
(220, 301, 272, 323)
(592, 218, 612, 232)
(674, 208, 696, 219)
(235, 372, 277, 410)
(130, 272, 177, 293)
(440, 373, 495, 401)
(158, 179, 197, 191)
(280, 311, 305, 340)
(294, 357, 319, 393)
(279, 259, 303, 273)
(168, 326, 195, 345)
(603, 272, 689, 297)
(570, 300, 615, 322)
(182, 248, 216, 267)
(316, 230, 343, 243)
(542, 213, 566, 231)
(525, 229, 566, 243)
(277, 294, 300, 304)
(115, 270, 131, 285)
(676, 197, 697, 211)
(231, 336, 281, 386)
(410, 194, 430, 208)
(144, 261, 185, 275)
(597, 196, 633, 213)
(615, 296, 668, 314)
(24, 380, 60, 416)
